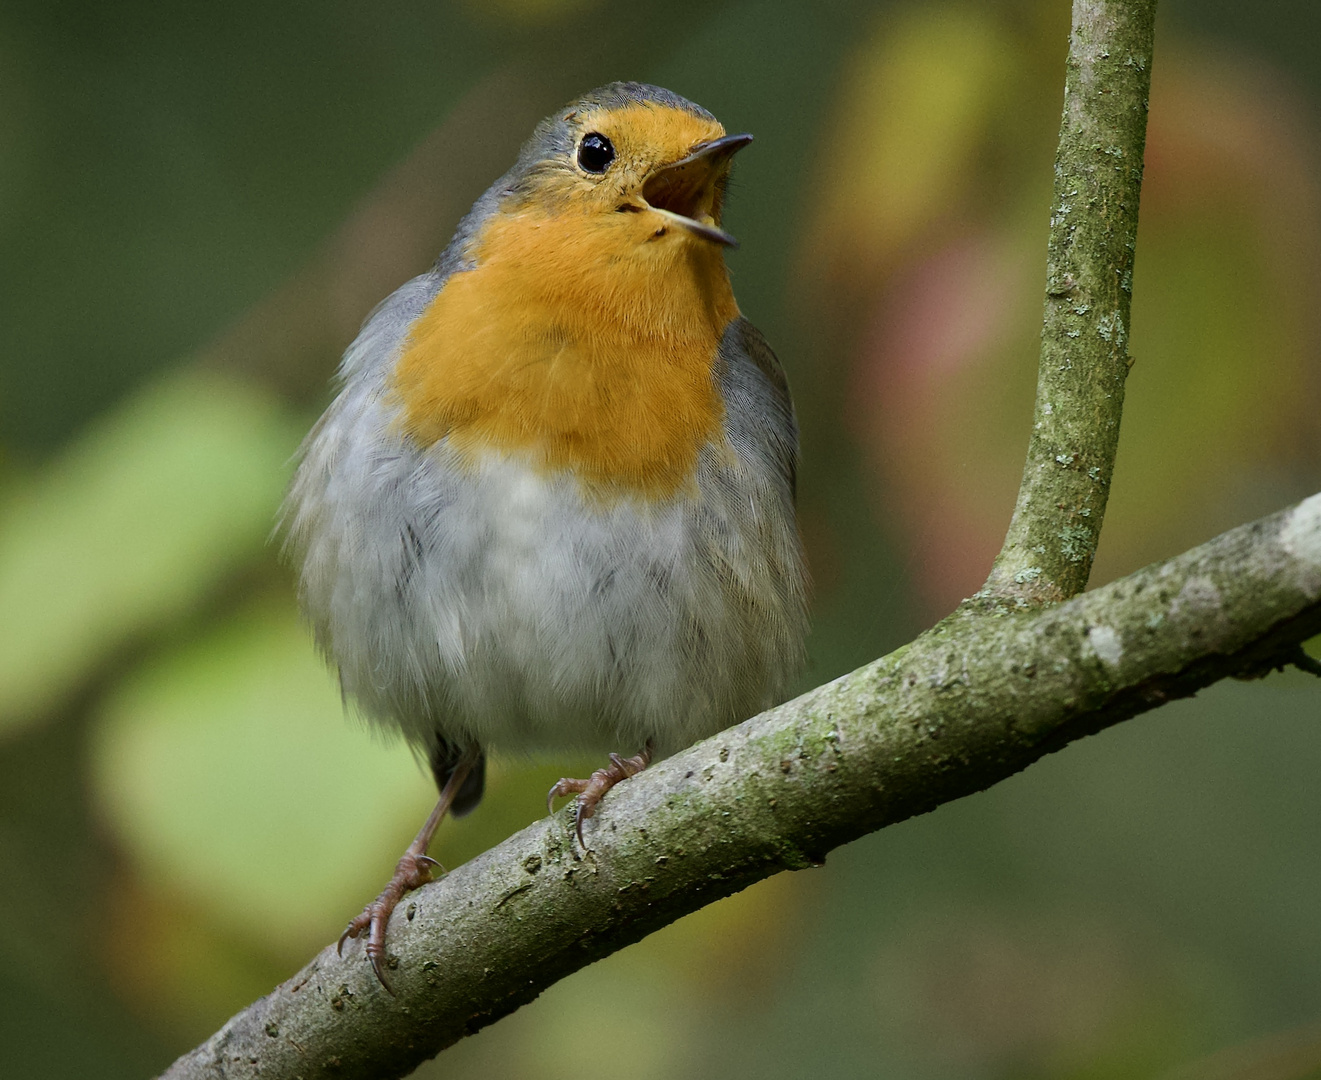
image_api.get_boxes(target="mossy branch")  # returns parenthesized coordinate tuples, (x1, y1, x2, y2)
(160, 494, 1321, 1080)
(158, 3, 1321, 1078)
(982, 0, 1158, 605)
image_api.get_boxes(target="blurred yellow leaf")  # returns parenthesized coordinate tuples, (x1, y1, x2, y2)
(810, 6, 1015, 280)
(0, 369, 301, 733)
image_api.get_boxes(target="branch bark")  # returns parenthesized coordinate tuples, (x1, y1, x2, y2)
(162, 494, 1321, 1080)
(157, 3, 1321, 1078)
(982, 0, 1157, 605)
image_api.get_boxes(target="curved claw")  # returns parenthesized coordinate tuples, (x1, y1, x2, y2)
(336, 850, 439, 988)
(574, 801, 592, 847)
(338, 913, 369, 956)
(338, 902, 399, 993)
(549, 744, 653, 850)
(368, 939, 396, 996)
(547, 776, 586, 815)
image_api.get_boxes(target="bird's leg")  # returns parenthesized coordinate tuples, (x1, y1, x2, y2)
(548, 740, 654, 847)
(338, 752, 476, 991)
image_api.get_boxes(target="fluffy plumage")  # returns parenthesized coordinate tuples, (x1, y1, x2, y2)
(283, 81, 808, 816)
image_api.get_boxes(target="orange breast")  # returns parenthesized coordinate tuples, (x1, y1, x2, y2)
(391, 202, 739, 501)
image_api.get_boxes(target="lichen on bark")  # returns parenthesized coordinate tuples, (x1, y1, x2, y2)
(161, 495, 1321, 1080)
(983, 0, 1158, 605)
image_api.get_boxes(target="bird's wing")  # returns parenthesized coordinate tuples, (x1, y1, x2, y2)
(717, 316, 799, 503)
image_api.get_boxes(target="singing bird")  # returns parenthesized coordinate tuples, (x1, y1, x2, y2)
(283, 82, 808, 986)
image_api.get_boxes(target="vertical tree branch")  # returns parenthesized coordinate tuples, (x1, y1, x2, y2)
(981, 0, 1157, 605)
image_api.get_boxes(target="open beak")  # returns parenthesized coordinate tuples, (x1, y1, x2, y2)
(640, 132, 753, 248)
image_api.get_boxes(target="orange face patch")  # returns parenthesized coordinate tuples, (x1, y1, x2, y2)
(391, 188, 740, 501)
(536, 103, 729, 210)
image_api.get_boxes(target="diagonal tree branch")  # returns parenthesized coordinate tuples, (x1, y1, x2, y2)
(982, 0, 1157, 605)
(162, 493, 1321, 1080)
(159, 3, 1321, 1078)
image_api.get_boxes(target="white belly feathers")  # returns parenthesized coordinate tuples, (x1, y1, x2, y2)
(284, 275, 806, 760)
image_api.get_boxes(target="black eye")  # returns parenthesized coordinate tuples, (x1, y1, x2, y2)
(577, 132, 615, 173)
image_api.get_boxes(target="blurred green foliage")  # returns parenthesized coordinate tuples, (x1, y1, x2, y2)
(3, 1, 1321, 1078)
(0, 371, 299, 729)
(90, 598, 432, 948)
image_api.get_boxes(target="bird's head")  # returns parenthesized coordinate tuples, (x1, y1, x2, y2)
(392, 84, 754, 494)
(499, 82, 752, 250)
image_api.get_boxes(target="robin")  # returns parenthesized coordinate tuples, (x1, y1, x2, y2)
(283, 81, 809, 988)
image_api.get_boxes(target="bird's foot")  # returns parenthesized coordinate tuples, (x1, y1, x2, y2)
(337, 849, 442, 992)
(548, 744, 653, 848)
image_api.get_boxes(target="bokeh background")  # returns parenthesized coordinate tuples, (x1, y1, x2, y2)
(4, 1, 1321, 1077)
